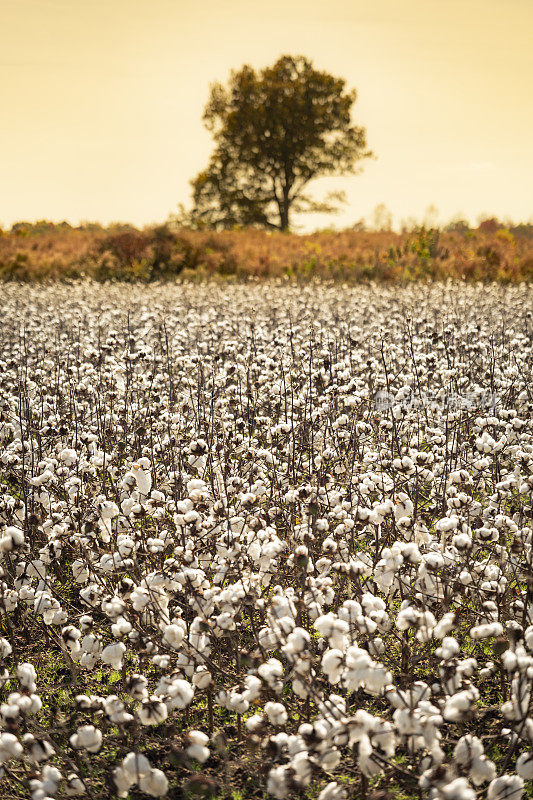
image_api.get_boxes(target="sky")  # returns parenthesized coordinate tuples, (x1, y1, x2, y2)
(1, 0, 532, 231)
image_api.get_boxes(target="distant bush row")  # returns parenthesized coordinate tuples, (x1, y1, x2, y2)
(1, 221, 532, 282)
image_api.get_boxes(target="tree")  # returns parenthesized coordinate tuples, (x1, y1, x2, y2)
(372, 203, 393, 232)
(181, 55, 372, 231)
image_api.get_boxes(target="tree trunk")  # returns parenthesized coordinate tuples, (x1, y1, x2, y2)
(280, 187, 290, 231)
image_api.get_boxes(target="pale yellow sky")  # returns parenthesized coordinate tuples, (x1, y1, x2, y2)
(2, 0, 532, 231)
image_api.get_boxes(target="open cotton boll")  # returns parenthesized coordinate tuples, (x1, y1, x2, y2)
(186, 730, 210, 763)
(132, 463, 152, 496)
(0, 526, 24, 553)
(121, 751, 152, 778)
(162, 623, 184, 650)
(65, 772, 86, 796)
(101, 642, 126, 669)
(318, 783, 347, 800)
(138, 697, 168, 726)
(487, 775, 524, 800)
(264, 701, 288, 726)
(69, 725, 102, 753)
(516, 752, 533, 781)
(470, 622, 503, 639)
(139, 768, 169, 797)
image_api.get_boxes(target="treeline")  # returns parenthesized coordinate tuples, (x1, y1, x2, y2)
(1, 219, 532, 282)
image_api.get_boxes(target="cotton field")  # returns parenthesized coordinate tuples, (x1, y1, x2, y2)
(0, 280, 532, 800)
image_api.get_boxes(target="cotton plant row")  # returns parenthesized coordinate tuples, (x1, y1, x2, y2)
(0, 281, 531, 799)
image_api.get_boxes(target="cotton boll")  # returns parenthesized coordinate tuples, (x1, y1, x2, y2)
(487, 775, 524, 800)
(138, 697, 168, 726)
(267, 765, 291, 799)
(69, 725, 102, 753)
(440, 777, 476, 800)
(139, 768, 169, 797)
(121, 751, 152, 779)
(192, 667, 212, 689)
(0, 638, 12, 659)
(321, 649, 344, 684)
(23, 733, 55, 763)
(125, 674, 148, 701)
(65, 772, 86, 796)
(435, 637, 460, 660)
(132, 463, 152, 496)
(470, 622, 503, 639)
(258, 658, 283, 687)
(246, 714, 267, 733)
(0, 526, 24, 553)
(101, 642, 126, 669)
(0, 732, 23, 761)
(17, 663, 37, 691)
(318, 783, 347, 800)
(162, 624, 184, 650)
(516, 752, 533, 781)
(186, 730, 210, 763)
(264, 701, 288, 726)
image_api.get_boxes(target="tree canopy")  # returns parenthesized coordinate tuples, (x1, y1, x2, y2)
(181, 55, 372, 231)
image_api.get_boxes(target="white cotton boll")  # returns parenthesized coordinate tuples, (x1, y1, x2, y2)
(243, 674, 262, 701)
(454, 735, 484, 765)
(125, 674, 148, 701)
(369, 637, 385, 656)
(0, 638, 12, 658)
(192, 667, 212, 689)
(138, 698, 168, 726)
(0, 732, 23, 760)
(318, 782, 347, 800)
(101, 642, 126, 669)
(443, 688, 479, 722)
(516, 752, 533, 781)
(164, 678, 194, 709)
(122, 752, 152, 778)
(470, 622, 503, 639)
(436, 637, 460, 660)
(69, 725, 102, 753)
(314, 613, 335, 638)
(114, 765, 135, 798)
(246, 714, 266, 733)
(23, 733, 55, 763)
(264, 701, 288, 726)
(111, 617, 132, 638)
(17, 663, 37, 691)
(133, 464, 152, 496)
(441, 778, 476, 800)
(98, 500, 119, 520)
(258, 658, 283, 686)
(227, 692, 249, 714)
(186, 731, 210, 763)
(60, 448, 77, 465)
(267, 765, 291, 799)
(131, 587, 150, 611)
(321, 649, 344, 684)
(470, 757, 497, 786)
(0, 526, 24, 553)
(283, 627, 310, 655)
(487, 775, 524, 800)
(139, 768, 169, 797)
(72, 560, 89, 583)
(453, 533, 472, 550)
(162, 624, 184, 650)
(65, 772, 86, 796)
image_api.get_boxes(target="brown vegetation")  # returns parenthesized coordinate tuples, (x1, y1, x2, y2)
(1, 219, 532, 282)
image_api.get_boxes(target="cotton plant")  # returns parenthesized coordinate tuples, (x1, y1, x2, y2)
(0, 281, 530, 797)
